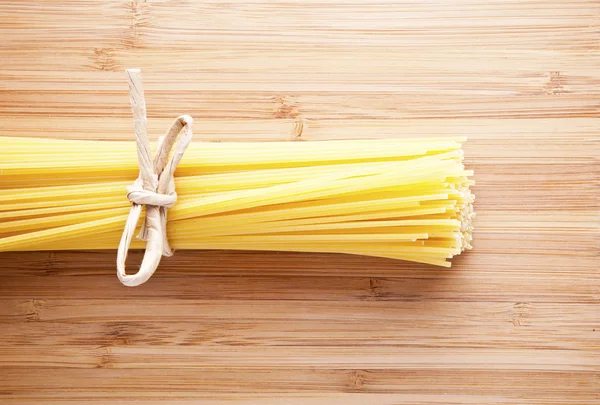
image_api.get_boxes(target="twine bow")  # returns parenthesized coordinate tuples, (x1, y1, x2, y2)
(117, 69, 193, 287)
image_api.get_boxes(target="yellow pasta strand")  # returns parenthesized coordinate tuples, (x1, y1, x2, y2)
(0, 136, 475, 267)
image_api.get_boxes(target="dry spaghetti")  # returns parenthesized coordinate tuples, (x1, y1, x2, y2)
(0, 70, 475, 286)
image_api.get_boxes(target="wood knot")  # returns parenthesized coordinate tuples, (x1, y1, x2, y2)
(544, 71, 565, 95)
(25, 299, 45, 322)
(347, 370, 367, 391)
(123, 0, 151, 48)
(367, 278, 384, 300)
(90, 48, 118, 71)
(106, 323, 134, 346)
(96, 346, 114, 368)
(510, 302, 532, 326)
(274, 95, 299, 119)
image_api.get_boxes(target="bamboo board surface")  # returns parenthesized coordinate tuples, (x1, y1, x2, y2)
(0, 1, 599, 404)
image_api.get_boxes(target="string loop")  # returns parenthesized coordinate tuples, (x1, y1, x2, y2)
(116, 69, 193, 287)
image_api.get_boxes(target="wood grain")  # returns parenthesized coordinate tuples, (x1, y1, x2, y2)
(0, 0, 598, 404)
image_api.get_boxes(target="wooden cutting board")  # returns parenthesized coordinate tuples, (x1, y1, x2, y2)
(0, 1, 598, 404)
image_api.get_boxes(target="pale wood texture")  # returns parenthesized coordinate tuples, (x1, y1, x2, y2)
(0, 0, 599, 404)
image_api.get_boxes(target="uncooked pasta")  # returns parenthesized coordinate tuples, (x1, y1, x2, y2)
(0, 69, 475, 286)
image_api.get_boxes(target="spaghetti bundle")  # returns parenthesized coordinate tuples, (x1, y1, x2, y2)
(0, 70, 474, 286)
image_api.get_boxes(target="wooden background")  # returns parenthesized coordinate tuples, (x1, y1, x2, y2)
(0, 0, 598, 403)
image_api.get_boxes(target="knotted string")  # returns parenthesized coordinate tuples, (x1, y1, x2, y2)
(117, 69, 193, 287)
